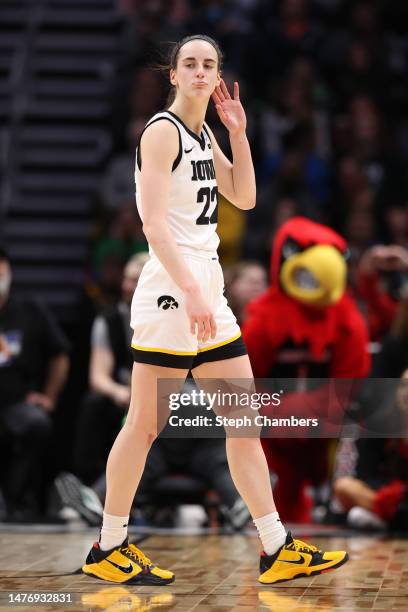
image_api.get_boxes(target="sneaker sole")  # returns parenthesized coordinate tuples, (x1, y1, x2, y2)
(81, 565, 175, 586)
(258, 552, 349, 584)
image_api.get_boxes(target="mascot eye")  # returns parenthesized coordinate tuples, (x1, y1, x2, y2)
(282, 238, 301, 260)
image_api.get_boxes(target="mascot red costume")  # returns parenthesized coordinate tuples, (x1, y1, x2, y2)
(243, 217, 370, 522)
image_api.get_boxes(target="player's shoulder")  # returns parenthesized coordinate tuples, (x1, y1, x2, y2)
(139, 114, 180, 158)
(143, 112, 180, 140)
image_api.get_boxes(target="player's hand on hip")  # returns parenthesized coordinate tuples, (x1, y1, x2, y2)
(212, 79, 246, 135)
(184, 288, 217, 343)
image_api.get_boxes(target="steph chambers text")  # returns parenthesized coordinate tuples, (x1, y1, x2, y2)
(168, 415, 319, 428)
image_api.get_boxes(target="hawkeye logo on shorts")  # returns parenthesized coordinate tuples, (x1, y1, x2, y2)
(157, 295, 179, 310)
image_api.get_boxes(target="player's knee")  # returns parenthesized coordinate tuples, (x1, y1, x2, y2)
(124, 418, 158, 447)
(145, 431, 157, 447)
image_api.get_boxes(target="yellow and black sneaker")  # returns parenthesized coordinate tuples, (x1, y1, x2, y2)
(82, 538, 175, 585)
(258, 531, 348, 585)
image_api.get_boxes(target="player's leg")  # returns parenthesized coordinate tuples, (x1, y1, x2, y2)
(192, 353, 348, 584)
(82, 361, 188, 585)
(191, 355, 279, 520)
(103, 361, 187, 516)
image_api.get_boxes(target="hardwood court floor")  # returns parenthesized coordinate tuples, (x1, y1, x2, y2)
(0, 529, 407, 610)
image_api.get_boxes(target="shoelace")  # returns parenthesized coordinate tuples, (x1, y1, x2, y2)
(287, 538, 321, 554)
(120, 544, 152, 568)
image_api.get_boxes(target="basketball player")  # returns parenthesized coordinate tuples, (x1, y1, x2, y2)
(82, 35, 348, 585)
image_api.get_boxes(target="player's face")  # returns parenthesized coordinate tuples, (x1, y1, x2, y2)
(170, 40, 220, 100)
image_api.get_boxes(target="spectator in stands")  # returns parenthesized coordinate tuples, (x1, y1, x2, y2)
(350, 97, 407, 207)
(332, 387, 408, 534)
(224, 261, 267, 325)
(383, 206, 408, 248)
(332, 435, 408, 532)
(339, 39, 383, 102)
(331, 155, 372, 233)
(91, 203, 148, 308)
(257, 0, 323, 79)
(74, 253, 148, 487)
(343, 209, 376, 265)
(100, 118, 147, 212)
(129, 67, 163, 121)
(0, 247, 70, 520)
(332, 300, 408, 531)
(371, 297, 408, 379)
(93, 203, 147, 267)
(357, 244, 408, 341)
(243, 194, 298, 265)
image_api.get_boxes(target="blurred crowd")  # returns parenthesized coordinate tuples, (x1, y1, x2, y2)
(1, 0, 408, 530)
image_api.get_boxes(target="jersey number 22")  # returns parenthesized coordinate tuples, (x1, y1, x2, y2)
(196, 186, 218, 225)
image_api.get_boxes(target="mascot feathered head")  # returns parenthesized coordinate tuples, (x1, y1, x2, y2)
(271, 217, 348, 308)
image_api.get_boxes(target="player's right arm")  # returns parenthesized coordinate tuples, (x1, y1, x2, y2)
(139, 120, 216, 342)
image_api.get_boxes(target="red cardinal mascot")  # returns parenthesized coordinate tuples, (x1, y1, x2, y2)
(242, 217, 370, 522)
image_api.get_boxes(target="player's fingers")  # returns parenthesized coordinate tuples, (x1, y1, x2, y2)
(195, 318, 202, 341)
(210, 315, 217, 339)
(214, 84, 225, 102)
(220, 79, 231, 99)
(201, 317, 211, 343)
(216, 104, 228, 123)
(212, 90, 222, 105)
(197, 318, 205, 342)
(234, 81, 239, 101)
(190, 318, 197, 335)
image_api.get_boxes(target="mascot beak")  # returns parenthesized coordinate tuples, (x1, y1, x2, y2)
(280, 245, 347, 307)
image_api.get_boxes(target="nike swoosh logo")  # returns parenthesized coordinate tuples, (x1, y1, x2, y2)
(280, 555, 305, 565)
(184, 147, 194, 153)
(106, 559, 133, 573)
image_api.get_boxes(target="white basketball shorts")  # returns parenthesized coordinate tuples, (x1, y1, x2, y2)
(130, 247, 247, 369)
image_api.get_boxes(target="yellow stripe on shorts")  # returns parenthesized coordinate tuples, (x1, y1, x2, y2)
(131, 344, 197, 356)
(131, 332, 241, 357)
(197, 332, 242, 353)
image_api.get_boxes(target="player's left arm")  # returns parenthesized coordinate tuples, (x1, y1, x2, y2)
(208, 79, 256, 210)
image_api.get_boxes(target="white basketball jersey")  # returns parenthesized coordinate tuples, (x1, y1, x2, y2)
(135, 110, 220, 252)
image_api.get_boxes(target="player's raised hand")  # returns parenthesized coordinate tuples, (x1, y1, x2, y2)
(212, 79, 246, 135)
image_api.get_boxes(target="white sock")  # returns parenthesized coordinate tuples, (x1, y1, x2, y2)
(253, 511, 286, 555)
(99, 512, 129, 551)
